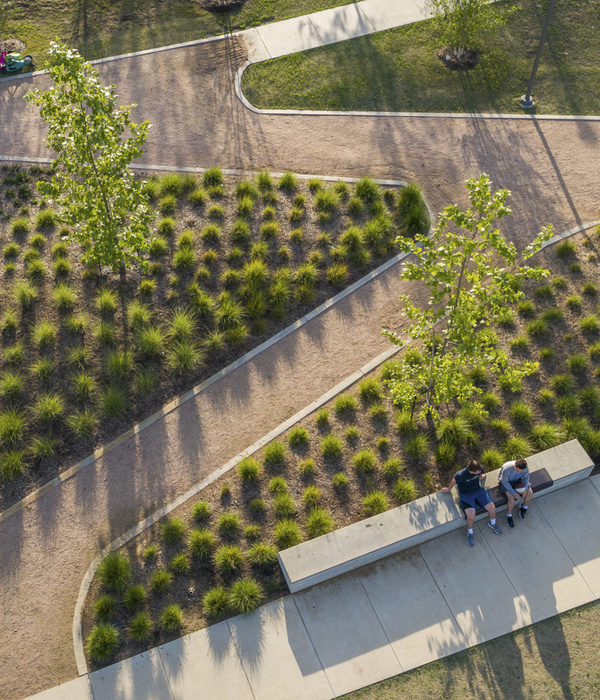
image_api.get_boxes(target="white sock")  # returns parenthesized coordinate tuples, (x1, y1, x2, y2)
(522, 506, 528, 510)
(491, 519, 496, 525)
(507, 513, 513, 518)
(467, 528, 474, 534)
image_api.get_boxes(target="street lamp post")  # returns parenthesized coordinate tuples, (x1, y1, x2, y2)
(520, 0, 557, 109)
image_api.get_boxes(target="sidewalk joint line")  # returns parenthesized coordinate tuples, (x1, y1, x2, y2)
(418, 548, 470, 650)
(358, 576, 405, 672)
(290, 593, 336, 697)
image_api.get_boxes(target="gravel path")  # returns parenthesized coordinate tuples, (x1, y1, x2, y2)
(1, 36, 599, 700)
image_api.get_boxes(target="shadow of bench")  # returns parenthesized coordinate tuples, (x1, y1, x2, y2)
(279, 439, 594, 594)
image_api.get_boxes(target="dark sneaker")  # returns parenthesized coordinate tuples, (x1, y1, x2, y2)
(507, 516, 515, 528)
(488, 521, 502, 535)
(467, 532, 475, 546)
(519, 507, 527, 520)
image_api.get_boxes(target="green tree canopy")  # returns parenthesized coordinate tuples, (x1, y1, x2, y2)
(383, 174, 553, 424)
(428, 0, 511, 60)
(25, 42, 152, 271)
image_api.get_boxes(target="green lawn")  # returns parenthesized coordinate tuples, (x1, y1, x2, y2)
(0, 0, 353, 65)
(341, 600, 600, 699)
(242, 0, 600, 115)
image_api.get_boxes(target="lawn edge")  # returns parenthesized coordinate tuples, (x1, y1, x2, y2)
(235, 56, 600, 121)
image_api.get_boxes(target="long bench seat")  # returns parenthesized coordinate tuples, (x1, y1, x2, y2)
(278, 439, 594, 594)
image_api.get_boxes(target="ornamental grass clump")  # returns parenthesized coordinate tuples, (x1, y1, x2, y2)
(275, 519, 302, 549)
(263, 440, 286, 469)
(0, 409, 26, 445)
(393, 478, 417, 504)
(0, 450, 26, 479)
(129, 613, 152, 642)
(273, 493, 296, 519)
(321, 434, 343, 458)
(98, 552, 131, 592)
(94, 595, 115, 622)
(551, 374, 574, 396)
(124, 585, 146, 610)
(238, 457, 261, 482)
(529, 423, 564, 450)
(288, 427, 310, 448)
(563, 416, 591, 441)
(161, 604, 183, 630)
(162, 517, 185, 544)
(86, 624, 119, 661)
(382, 457, 403, 479)
(397, 182, 429, 235)
(435, 441, 456, 468)
(353, 449, 377, 474)
(169, 552, 190, 575)
(481, 449, 503, 470)
(436, 415, 470, 447)
(189, 528, 216, 559)
(214, 544, 244, 576)
(150, 569, 172, 593)
(509, 401, 534, 426)
(580, 315, 600, 335)
(567, 354, 588, 375)
(306, 508, 335, 538)
(229, 577, 264, 614)
(395, 410, 416, 435)
(405, 434, 429, 460)
(503, 436, 533, 460)
(218, 512, 241, 536)
(35, 393, 65, 423)
(363, 491, 388, 516)
(359, 377, 382, 403)
(247, 543, 278, 570)
(203, 586, 229, 617)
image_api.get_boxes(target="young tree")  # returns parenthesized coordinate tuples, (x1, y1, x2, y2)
(25, 42, 152, 272)
(427, 0, 510, 63)
(383, 174, 553, 424)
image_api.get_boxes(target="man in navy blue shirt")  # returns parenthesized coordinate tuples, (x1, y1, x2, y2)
(442, 459, 502, 546)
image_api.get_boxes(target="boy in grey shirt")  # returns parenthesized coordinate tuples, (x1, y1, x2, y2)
(499, 458, 533, 527)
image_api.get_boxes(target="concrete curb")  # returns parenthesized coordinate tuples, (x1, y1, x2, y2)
(71, 217, 600, 673)
(71, 342, 406, 675)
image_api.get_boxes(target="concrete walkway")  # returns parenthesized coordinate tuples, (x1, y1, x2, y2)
(241, 0, 430, 63)
(29, 474, 600, 699)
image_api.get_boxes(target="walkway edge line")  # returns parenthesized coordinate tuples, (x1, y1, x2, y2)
(72, 342, 405, 675)
(0, 174, 426, 525)
(72, 217, 599, 675)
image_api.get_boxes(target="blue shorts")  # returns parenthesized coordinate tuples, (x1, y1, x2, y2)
(459, 488, 492, 512)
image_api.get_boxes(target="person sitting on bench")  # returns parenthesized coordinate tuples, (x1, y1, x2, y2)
(442, 459, 502, 546)
(499, 458, 533, 527)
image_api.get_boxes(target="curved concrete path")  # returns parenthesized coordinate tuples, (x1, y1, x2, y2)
(1, 2, 600, 698)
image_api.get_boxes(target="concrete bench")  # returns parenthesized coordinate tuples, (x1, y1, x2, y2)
(278, 439, 594, 593)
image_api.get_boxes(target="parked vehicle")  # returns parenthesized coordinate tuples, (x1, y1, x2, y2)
(0, 52, 34, 74)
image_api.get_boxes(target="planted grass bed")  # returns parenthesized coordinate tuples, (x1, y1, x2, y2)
(242, 0, 600, 115)
(0, 163, 425, 508)
(84, 226, 600, 668)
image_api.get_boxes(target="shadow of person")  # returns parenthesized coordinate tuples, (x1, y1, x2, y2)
(532, 616, 574, 700)
(477, 633, 526, 700)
